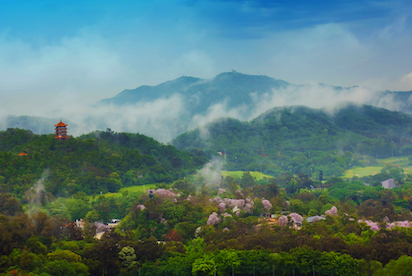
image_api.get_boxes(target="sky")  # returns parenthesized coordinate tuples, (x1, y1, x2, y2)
(1, 0, 412, 138)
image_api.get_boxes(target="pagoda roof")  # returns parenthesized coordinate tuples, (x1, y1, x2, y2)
(55, 120, 67, 127)
(18, 151, 28, 156)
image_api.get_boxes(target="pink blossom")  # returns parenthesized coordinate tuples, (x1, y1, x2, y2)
(235, 211, 240, 216)
(395, 220, 411, 228)
(358, 219, 380, 231)
(217, 202, 226, 212)
(383, 216, 390, 223)
(289, 213, 303, 224)
(278, 215, 288, 227)
(262, 199, 272, 212)
(230, 199, 245, 208)
(386, 221, 412, 229)
(210, 196, 222, 204)
(325, 206, 338, 216)
(223, 227, 230, 231)
(147, 188, 179, 198)
(285, 201, 290, 207)
(137, 204, 146, 211)
(244, 203, 254, 213)
(218, 188, 226, 194)
(222, 212, 232, 218)
(386, 223, 395, 230)
(207, 212, 221, 225)
(95, 222, 111, 233)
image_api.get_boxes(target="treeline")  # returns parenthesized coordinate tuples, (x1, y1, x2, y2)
(172, 104, 412, 177)
(0, 128, 207, 198)
(3, 170, 412, 275)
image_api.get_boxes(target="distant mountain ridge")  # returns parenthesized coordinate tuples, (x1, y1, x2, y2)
(2, 71, 412, 142)
(99, 71, 291, 117)
(99, 71, 412, 115)
(172, 103, 412, 176)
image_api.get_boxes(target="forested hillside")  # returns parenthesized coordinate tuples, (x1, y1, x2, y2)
(3, 166, 412, 275)
(0, 128, 207, 198)
(3, 105, 412, 275)
(173, 103, 412, 177)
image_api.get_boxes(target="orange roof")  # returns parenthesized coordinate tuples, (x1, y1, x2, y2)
(18, 151, 28, 156)
(55, 120, 67, 127)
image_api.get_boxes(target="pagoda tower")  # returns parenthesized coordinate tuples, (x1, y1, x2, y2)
(54, 120, 69, 140)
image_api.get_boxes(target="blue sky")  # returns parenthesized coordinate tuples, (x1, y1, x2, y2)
(1, 0, 412, 116)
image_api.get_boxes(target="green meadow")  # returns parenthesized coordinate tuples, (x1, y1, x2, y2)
(344, 156, 412, 178)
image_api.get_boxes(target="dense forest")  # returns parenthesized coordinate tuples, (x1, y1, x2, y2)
(0, 128, 207, 198)
(173, 103, 412, 177)
(3, 168, 412, 275)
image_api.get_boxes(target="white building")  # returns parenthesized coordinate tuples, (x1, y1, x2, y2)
(381, 178, 396, 189)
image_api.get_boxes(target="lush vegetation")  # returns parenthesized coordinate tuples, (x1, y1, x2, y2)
(3, 168, 412, 275)
(3, 104, 412, 276)
(0, 128, 207, 198)
(173, 104, 412, 178)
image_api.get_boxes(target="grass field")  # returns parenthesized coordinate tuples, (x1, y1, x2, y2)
(90, 184, 157, 199)
(343, 156, 412, 178)
(221, 171, 274, 181)
(343, 166, 382, 178)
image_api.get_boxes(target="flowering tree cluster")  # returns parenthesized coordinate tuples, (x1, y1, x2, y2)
(147, 188, 179, 198)
(278, 215, 288, 227)
(358, 219, 380, 231)
(386, 220, 412, 230)
(262, 199, 272, 212)
(289, 213, 303, 225)
(325, 206, 338, 216)
(206, 212, 221, 225)
(211, 197, 254, 214)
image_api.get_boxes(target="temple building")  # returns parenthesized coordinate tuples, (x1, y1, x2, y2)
(18, 151, 28, 157)
(54, 120, 69, 140)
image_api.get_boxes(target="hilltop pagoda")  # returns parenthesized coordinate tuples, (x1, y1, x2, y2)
(18, 151, 28, 157)
(54, 120, 69, 140)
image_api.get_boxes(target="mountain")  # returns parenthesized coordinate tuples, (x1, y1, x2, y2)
(99, 71, 412, 115)
(2, 71, 412, 142)
(172, 103, 412, 177)
(99, 71, 291, 118)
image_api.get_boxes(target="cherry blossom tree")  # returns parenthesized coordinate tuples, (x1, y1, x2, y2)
(262, 199, 272, 212)
(325, 206, 338, 216)
(289, 213, 303, 225)
(207, 212, 221, 225)
(278, 215, 288, 227)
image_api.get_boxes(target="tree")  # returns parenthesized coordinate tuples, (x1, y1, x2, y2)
(376, 255, 412, 276)
(44, 260, 89, 276)
(239, 172, 255, 188)
(214, 249, 240, 275)
(119, 246, 138, 270)
(192, 254, 215, 276)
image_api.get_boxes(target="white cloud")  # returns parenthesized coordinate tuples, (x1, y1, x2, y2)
(0, 30, 131, 116)
(394, 72, 412, 91)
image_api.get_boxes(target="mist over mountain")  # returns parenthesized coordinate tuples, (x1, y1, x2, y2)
(172, 103, 412, 177)
(99, 71, 291, 118)
(2, 71, 412, 142)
